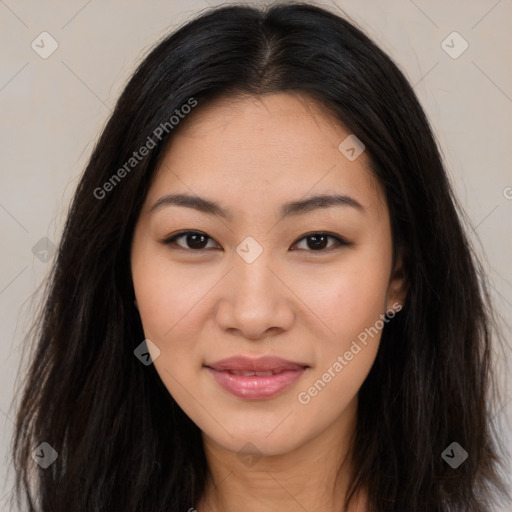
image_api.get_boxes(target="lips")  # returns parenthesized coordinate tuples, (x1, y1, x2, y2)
(205, 355, 308, 373)
(204, 355, 309, 400)
(223, 369, 284, 376)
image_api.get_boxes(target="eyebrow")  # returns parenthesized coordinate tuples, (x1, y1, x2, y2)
(149, 192, 364, 220)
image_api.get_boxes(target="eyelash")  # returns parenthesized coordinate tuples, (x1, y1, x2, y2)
(161, 230, 351, 254)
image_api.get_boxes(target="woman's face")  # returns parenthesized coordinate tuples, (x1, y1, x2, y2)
(131, 92, 404, 457)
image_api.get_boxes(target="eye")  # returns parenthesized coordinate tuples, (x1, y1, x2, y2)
(162, 231, 219, 251)
(291, 232, 349, 253)
(162, 230, 350, 253)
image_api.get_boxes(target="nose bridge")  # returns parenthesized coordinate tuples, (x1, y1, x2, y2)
(233, 233, 275, 291)
(233, 245, 279, 309)
(215, 240, 294, 338)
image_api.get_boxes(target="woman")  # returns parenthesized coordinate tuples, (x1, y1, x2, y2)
(11, 3, 509, 511)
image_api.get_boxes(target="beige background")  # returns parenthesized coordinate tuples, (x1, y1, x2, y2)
(1, 0, 511, 509)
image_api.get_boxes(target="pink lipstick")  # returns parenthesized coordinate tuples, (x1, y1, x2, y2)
(205, 355, 308, 400)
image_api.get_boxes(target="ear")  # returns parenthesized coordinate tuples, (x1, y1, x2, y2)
(386, 250, 407, 312)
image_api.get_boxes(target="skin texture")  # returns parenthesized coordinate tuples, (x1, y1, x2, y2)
(130, 92, 406, 512)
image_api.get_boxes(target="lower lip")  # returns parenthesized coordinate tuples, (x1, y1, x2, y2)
(206, 367, 307, 400)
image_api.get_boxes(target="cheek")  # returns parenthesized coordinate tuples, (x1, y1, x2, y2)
(293, 254, 391, 345)
(292, 249, 391, 408)
(131, 248, 209, 399)
(132, 248, 214, 342)
(294, 263, 388, 415)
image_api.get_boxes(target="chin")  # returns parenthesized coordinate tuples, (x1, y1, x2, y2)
(204, 424, 305, 458)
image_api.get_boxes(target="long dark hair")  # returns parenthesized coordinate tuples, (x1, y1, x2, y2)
(10, 3, 509, 511)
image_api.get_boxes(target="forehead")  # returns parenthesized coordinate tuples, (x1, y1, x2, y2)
(145, 92, 385, 216)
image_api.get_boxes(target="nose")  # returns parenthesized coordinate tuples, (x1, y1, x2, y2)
(214, 253, 295, 341)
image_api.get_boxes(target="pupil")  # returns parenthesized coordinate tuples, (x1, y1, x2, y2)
(184, 234, 328, 250)
(308, 235, 327, 250)
(188, 234, 207, 249)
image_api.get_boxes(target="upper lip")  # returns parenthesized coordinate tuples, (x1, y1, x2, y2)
(205, 355, 309, 372)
